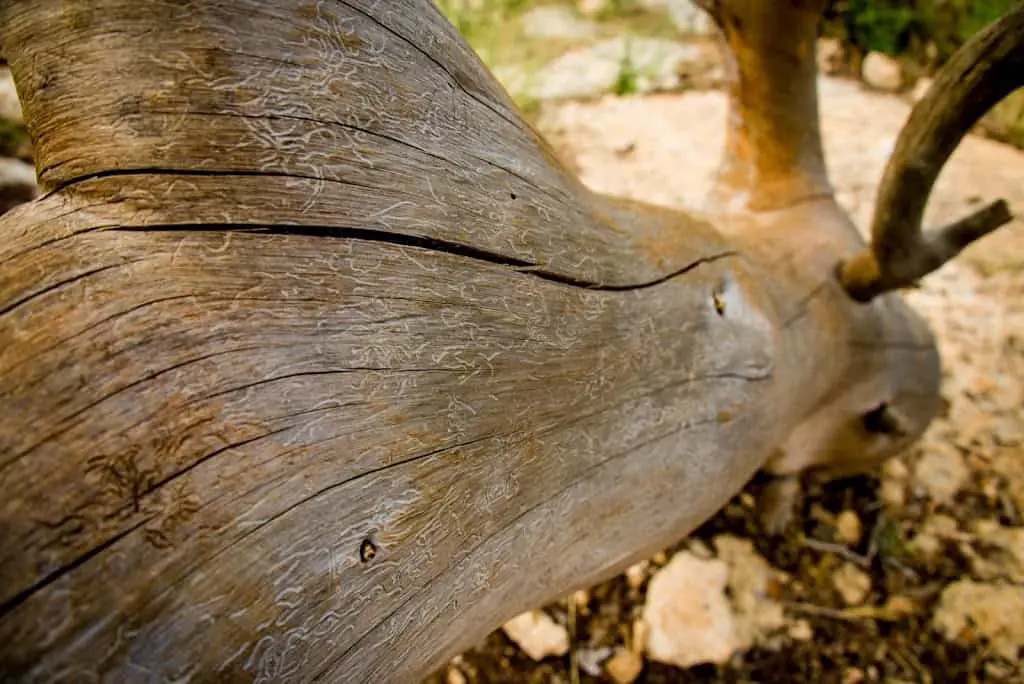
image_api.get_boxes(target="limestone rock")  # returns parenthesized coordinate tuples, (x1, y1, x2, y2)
(972, 520, 1024, 583)
(914, 442, 968, 504)
(933, 580, 1024, 661)
(835, 510, 862, 545)
(643, 536, 785, 668)
(605, 648, 643, 684)
(788, 619, 813, 641)
(501, 610, 569, 661)
(862, 52, 902, 92)
(832, 562, 871, 605)
(577, 647, 612, 676)
(643, 551, 736, 667)
(520, 6, 597, 41)
(714, 535, 787, 649)
(530, 37, 701, 101)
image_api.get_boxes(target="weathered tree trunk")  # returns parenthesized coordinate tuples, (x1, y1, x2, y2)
(2, 0, 1000, 681)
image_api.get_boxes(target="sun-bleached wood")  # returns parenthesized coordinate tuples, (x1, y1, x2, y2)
(1, 1, 942, 681)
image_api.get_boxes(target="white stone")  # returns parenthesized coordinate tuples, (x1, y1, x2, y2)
(520, 6, 597, 41)
(501, 610, 569, 661)
(914, 443, 968, 504)
(862, 52, 902, 92)
(446, 665, 467, 684)
(643, 551, 737, 667)
(832, 562, 871, 605)
(714, 535, 787, 649)
(835, 510, 862, 545)
(788, 619, 813, 641)
(972, 520, 1024, 582)
(934, 580, 1024, 661)
(625, 560, 649, 589)
(577, 647, 612, 676)
(530, 37, 701, 101)
(643, 537, 785, 669)
(605, 648, 643, 684)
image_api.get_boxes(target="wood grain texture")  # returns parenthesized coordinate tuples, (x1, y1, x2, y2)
(0, 1, 940, 681)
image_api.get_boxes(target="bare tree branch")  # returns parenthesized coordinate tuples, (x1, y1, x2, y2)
(838, 4, 1024, 302)
(702, 0, 834, 212)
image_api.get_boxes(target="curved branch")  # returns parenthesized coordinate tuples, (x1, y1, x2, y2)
(838, 4, 1024, 302)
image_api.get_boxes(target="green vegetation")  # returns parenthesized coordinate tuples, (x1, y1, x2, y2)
(434, 0, 535, 69)
(433, 1, 1021, 146)
(823, 0, 1019, 61)
(611, 39, 639, 96)
(822, 0, 1022, 147)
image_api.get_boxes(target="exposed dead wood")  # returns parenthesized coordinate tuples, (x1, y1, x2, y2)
(0, 1, 946, 681)
(697, 0, 833, 212)
(838, 3, 1024, 302)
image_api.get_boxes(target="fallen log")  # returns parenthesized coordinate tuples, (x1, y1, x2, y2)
(0, 0, 1015, 681)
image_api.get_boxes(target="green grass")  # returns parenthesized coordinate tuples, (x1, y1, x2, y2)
(824, 0, 1019, 61)
(434, 0, 678, 108)
(611, 38, 638, 96)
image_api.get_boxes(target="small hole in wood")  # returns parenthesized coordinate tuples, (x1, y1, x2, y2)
(509, 192, 517, 200)
(359, 538, 377, 563)
(712, 291, 726, 316)
(862, 402, 904, 436)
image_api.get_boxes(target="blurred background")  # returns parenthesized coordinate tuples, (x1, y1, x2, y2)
(430, 0, 1023, 147)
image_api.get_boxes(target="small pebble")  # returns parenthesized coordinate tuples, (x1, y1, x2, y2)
(625, 561, 648, 589)
(835, 510, 862, 545)
(576, 647, 612, 677)
(843, 667, 865, 684)
(833, 562, 871, 605)
(572, 589, 590, 615)
(501, 610, 569, 661)
(446, 666, 467, 684)
(788, 619, 813, 641)
(605, 648, 644, 684)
